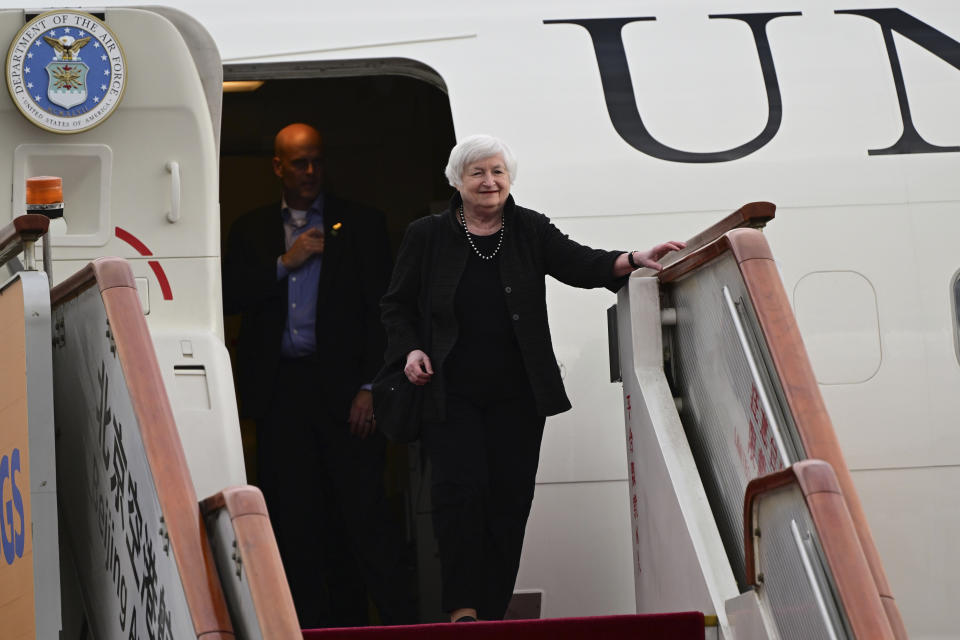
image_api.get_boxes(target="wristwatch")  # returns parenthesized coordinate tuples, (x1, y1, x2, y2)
(627, 251, 641, 269)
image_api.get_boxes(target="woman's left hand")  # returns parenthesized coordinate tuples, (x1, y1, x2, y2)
(632, 241, 686, 272)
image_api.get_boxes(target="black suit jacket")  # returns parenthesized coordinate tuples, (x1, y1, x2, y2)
(223, 194, 392, 421)
(381, 193, 626, 421)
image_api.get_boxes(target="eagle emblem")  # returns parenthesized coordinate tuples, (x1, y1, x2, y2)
(43, 35, 91, 61)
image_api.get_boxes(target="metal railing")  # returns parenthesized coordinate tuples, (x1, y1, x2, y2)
(654, 223, 907, 638)
(744, 461, 895, 639)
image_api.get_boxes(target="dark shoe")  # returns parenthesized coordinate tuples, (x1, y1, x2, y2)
(454, 615, 477, 623)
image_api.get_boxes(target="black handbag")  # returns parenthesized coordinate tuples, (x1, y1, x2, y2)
(373, 217, 439, 443)
(371, 365, 423, 443)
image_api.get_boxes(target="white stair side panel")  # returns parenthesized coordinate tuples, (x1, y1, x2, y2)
(618, 274, 739, 634)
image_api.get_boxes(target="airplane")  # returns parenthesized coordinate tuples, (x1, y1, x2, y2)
(0, 2, 957, 638)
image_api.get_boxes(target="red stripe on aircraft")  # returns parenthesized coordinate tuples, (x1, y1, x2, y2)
(148, 260, 173, 300)
(115, 226, 153, 256)
(114, 226, 174, 300)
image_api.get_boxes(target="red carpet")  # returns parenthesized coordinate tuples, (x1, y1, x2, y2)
(303, 612, 705, 639)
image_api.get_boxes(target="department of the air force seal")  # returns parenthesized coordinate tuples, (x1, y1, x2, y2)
(5, 10, 126, 133)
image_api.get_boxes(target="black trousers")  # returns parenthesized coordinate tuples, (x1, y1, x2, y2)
(421, 390, 546, 620)
(257, 358, 416, 628)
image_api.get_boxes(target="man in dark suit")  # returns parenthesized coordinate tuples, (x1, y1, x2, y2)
(223, 123, 413, 627)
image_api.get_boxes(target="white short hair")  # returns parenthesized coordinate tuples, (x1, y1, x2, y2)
(444, 134, 517, 189)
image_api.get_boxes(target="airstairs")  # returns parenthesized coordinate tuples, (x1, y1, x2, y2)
(0, 215, 299, 639)
(0, 204, 909, 639)
(607, 203, 909, 639)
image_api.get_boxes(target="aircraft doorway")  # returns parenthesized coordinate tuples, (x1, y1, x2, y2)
(218, 64, 456, 624)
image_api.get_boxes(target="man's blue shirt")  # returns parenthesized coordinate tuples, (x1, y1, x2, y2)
(277, 194, 323, 358)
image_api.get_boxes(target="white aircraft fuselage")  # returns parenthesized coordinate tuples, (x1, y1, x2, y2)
(0, 2, 956, 638)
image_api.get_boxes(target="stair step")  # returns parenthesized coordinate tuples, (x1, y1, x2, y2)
(304, 612, 706, 639)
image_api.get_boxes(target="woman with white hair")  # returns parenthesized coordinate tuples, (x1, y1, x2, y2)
(380, 134, 683, 623)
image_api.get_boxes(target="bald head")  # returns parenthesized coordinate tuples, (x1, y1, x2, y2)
(273, 123, 324, 209)
(274, 123, 323, 156)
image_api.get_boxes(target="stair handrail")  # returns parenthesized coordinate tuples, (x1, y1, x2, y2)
(744, 460, 895, 639)
(51, 258, 235, 639)
(635, 201, 775, 276)
(657, 228, 907, 638)
(0, 214, 49, 270)
(200, 486, 301, 638)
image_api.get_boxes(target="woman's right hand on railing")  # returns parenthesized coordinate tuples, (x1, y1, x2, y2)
(405, 349, 434, 386)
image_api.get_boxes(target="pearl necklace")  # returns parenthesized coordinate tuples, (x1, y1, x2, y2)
(459, 205, 504, 260)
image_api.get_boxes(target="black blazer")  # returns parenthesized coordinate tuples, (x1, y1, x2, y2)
(223, 194, 391, 421)
(381, 193, 626, 421)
